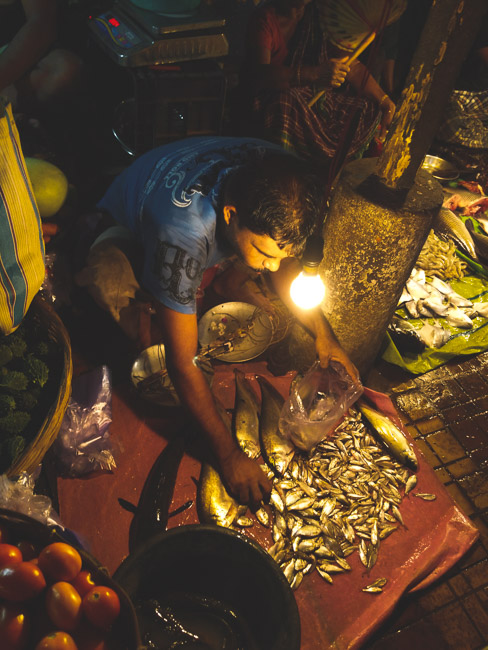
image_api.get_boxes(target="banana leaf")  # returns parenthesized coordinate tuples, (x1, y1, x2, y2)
(381, 273, 488, 375)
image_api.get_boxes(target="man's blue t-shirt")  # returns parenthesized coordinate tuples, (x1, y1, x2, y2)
(97, 136, 285, 314)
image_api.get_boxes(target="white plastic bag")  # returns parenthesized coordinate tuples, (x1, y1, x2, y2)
(0, 473, 63, 527)
(279, 361, 364, 451)
(54, 366, 116, 476)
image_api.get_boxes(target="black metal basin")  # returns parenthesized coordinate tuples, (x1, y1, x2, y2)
(113, 524, 300, 650)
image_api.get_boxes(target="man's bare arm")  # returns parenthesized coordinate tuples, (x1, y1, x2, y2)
(0, 0, 57, 93)
(269, 258, 360, 381)
(154, 303, 271, 508)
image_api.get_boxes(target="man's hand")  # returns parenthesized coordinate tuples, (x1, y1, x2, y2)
(315, 335, 360, 384)
(220, 448, 272, 510)
(268, 258, 360, 383)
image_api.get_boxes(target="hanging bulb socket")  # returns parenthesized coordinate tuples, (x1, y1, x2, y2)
(302, 234, 324, 273)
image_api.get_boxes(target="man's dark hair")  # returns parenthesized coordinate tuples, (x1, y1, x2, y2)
(224, 152, 324, 255)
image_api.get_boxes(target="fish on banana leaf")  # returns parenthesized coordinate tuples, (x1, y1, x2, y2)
(232, 369, 261, 459)
(257, 375, 295, 475)
(357, 400, 418, 470)
(197, 462, 240, 528)
(417, 322, 451, 348)
(466, 219, 488, 263)
(434, 208, 479, 260)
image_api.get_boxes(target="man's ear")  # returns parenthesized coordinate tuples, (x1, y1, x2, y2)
(223, 205, 237, 226)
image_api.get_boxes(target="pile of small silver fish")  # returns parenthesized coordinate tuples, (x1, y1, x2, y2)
(393, 267, 488, 349)
(197, 370, 434, 594)
(265, 407, 420, 591)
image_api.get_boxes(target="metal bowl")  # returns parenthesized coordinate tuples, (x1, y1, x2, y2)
(198, 302, 274, 363)
(131, 344, 180, 407)
(422, 155, 459, 181)
(131, 344, 214, 407)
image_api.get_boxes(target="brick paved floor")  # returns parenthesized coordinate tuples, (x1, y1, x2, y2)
(364, 352, 488, 650)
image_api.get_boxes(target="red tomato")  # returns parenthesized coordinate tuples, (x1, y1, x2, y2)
(0, 602, 30, 649)
(70, 571, 96, 599)
(45, 581, 82, 632)
(0, 544, 23, 569)
(35, 631, 78, 650)
(16, 540, 38, 562)
(0, 562, 46, 602)
(38, 543, 82, 583)
(82, 587, 120, 630)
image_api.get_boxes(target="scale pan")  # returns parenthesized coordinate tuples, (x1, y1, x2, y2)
(198, 302, 274, 363)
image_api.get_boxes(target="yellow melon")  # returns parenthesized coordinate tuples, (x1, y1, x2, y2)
(25, 157, 68, 218)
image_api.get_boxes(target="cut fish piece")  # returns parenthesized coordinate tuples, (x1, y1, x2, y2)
(398, 287, 412, 306)
(445, 307, 473, 329)
(417, 323, 451, 348)
(430, 276, 453, 295)
(448, 293, 473, 308)
(404, 300, 420, 319)
(410, 267, 426, 284)
(474, 302, 488, 318)
(406, 278, 430, 300)
(422, 297, 450, 317)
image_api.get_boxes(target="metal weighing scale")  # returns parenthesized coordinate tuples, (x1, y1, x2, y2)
(88, 0, 228, 67)
(87, 0, 229, 154)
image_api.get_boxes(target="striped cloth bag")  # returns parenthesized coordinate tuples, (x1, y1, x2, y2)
(0, 100, 45, 335)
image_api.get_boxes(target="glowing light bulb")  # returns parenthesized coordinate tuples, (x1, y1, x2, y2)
(290, 270, 325, 309)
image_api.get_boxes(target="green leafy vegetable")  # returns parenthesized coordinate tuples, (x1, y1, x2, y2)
(0, 345, 13, 366)
(0, 411, 30, 436)
(6, 334, 27, 357)
(5, 434, 26, 462)
(0, 369, 29, 392)
(25, 355, 49, 388)
(0, 394, 16, 416)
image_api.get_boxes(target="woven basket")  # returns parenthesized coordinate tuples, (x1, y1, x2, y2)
(7, 294, 73, 477)
(0, 507, 143, 649)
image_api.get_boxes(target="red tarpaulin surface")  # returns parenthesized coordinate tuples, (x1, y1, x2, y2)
(57, 359, 479, 650)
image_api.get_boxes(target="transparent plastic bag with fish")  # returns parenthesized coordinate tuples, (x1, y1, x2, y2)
(279, 360, 364, 451)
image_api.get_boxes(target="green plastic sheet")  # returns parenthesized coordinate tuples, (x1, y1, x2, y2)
(381, 274, 488, 375)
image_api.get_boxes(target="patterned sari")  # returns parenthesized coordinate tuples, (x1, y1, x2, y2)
(249, 2, 381, 168)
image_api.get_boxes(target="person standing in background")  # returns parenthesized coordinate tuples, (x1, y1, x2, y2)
(234, 0, 395, 176)
(0, 0, 83, 112)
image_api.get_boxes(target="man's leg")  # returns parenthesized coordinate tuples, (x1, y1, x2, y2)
(74, 238, 157, 348)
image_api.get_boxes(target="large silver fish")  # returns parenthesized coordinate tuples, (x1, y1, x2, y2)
(357, 400, 418, 470)
(466, 219, 488, 262)
(257, 376, 295, 475)
(232, 369, 261, 459)
(197, 462, 240, 528)
(434, 208, 479, 260)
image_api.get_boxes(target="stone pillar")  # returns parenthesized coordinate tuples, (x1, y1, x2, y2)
(320, 158, 443, 377)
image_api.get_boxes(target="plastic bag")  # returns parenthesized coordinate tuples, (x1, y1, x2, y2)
(54, 366, 117, 477)
(0, 472, 63, 528)
(279, 360, 364, 451)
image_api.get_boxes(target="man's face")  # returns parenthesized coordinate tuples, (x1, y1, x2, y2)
(226, 219, 293, 273)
